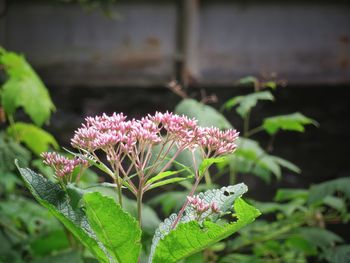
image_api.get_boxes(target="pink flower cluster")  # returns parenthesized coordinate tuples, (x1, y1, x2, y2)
(199, 127, 239, 156)
(71, 112, 238, 157)
(187, 195, 220, 214)
(41, 152, 87, 178)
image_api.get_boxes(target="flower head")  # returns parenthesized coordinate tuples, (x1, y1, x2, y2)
(187, 195, 220, 216)
(41, 152, 86, 178)
(199, 127, 239, 156)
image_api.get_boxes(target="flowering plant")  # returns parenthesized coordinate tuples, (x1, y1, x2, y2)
(17, 112, 260, 263)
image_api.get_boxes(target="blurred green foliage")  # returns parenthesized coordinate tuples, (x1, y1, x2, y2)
(146, 77, 350, 263)
(0, 48, 97, 262)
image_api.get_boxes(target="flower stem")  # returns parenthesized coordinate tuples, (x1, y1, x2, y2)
(171, 176, 201, 229)
(243, 111, 250, 137)
(137, 190, 143, 227)
(114, 176, 123, 208)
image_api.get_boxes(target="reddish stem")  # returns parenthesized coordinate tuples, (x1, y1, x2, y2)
(171, 177, 201, 229)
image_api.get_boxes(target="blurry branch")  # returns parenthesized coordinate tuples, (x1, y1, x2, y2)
(167, 80, 188, 99)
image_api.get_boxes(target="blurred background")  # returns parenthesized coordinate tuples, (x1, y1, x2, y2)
(1, 0, 350, 262)
(2, 0, 349, 184)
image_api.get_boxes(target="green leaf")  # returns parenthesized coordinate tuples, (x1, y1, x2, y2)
(219, 138, 299, 183)
(251, 199, 306, 216)
(30, 230, 70, 256)
(151, 198, 260, 263)
(0, 48, 55, 126)
(219, 253, 262, 263)
(146, 170, 184, 185)
(84, 192, 142, 263)
(271, 156, 301, 174)
(0, 195, 62, 240)
(0, 132, 31, 174)
(297, 227, 343, 250)
(262, 112, 318, 135)
(323, 196, 346, 212)
(149, 184, 254, 262)
(223, 91, 274, 118)
(7, 122, 59, 155)
(237, 76, 259, 86)
(264, 81, 277, 90)
(148, 176, 192, 190)
(323, 245, 350, 263)
(15, 162, 111, 263)
(274, 189, 309, 202)
(285, 236, 317, 255)
(199, 157, 228, 177)
(31, 250, 84, 263)
(175, 99, 232, 129)
(308, 177, 350, 205)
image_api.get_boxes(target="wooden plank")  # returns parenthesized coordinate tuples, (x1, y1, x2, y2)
(197, 3, 350, 86)
(1, 2, 349, 86)
(1, 2, 177, 87)
(181, 0, 200, 87)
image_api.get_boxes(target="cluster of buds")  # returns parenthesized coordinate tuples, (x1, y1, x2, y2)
(41, 152, 88, 178)
(187, 195, 220, 220)
(71, 111, 238, 158)
(199, 127, 239, 156)
(42, 112, 238, 189)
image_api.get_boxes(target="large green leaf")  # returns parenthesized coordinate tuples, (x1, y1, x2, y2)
(218, 138, 300, 183)
(151, 198, 260, 263)
(15, 162, 112, 263)
(323, 245, 350, 263)
(262, 112, 318, 135)
(84, 192, 142, 263)
(7, 122, 59, 155)
(308, 177, 350, 205)
(175, 99, 232, 129)
(223, 91, 274, 118)
(0, 132, 31, 174)
(149, 184, 259, 263)
(297, 227, 343, 250)
(0, 48, 55, 126)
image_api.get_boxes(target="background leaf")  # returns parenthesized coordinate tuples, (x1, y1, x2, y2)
(16, 163, 111, 263)
(308, 177, 350, 205)
(0, 48, 55, 126)
(7, 122, 59, 155)
(262, 112, 318, 135)
(175, 99, 232, 129)
(223, 91, 274, 118)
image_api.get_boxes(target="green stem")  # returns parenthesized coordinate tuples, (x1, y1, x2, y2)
(204, 171, 212, 186)
(114, 175, 123, 208)
(7, 114, 20, 141)
(171, 176, 201, 229)
(229, 168, 237, 185)
(243, 111, 250, 137)
(137, 190, 143, 227)
(229, 157, 237, 185)
(246, 126, 264, 137)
